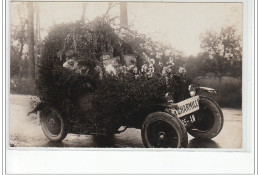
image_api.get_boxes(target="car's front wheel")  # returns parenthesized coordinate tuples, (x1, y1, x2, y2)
(187, 96, 224, 139)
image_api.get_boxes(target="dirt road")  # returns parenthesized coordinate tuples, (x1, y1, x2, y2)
(9, 94, 242, 148)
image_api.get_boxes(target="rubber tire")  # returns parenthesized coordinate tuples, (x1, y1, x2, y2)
(187, 96, 224, 139)
(141, 112, 188, 148)
(40, 108, 67, 142)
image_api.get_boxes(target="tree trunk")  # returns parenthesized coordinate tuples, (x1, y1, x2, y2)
(81, 2, 88, 22)
(27, 2, 35, 80)
(18, 43, 24, 78)
(35, 2, 41, 78)
(120, 2, 128, 29)
(35, 2, 41, 41)
(119, 2, 128, 65)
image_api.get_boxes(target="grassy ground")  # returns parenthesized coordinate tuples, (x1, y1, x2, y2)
(198, 76, 242, 108)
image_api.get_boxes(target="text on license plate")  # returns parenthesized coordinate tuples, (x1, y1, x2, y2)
(176, 96, 200, 117)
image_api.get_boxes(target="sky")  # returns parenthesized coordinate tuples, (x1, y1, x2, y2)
(10, 2, 242, 56)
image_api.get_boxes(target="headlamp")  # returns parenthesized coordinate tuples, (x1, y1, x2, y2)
(189, 91, 196, 97)
(188, 84, 196, 97)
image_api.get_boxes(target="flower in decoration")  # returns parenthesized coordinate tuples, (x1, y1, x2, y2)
(155, 53, 161, 59)
(167, 57, 174, 66)
(179, 67, 187, 74)
(127, 64, 135, 71)
(162, 66, 168, 75)
(142, 52, 149, 60)
(133, 66, 138, 74)
(141, 64, 148, 73)
(144, 45, 151, 51)
(166, 66, 173, 74)
(105, 64, 117, 75)
(147, 64, 155, 77)
(119, 65, 128, 74)
(150, 59, 155, 65)
(165, 49, 171, 56)
(95, 65, 103, 79)
(167, 62, 174, 67)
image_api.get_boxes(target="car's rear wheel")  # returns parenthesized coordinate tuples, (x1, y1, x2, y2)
(40, 108, 67, 142)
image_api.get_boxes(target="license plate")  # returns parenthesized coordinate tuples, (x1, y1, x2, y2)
(176, 96, 200, 117)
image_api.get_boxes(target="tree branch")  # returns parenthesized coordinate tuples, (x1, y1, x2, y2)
(104, 2, 118, 16)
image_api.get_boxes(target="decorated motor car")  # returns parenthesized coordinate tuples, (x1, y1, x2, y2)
(28, 18, 223, 148)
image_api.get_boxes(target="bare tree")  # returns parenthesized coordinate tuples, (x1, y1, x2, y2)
(104, 2, 117, 16)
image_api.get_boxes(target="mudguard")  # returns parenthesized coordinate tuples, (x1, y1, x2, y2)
(198, 87, 217, 94)
(27, 102, 47, 116)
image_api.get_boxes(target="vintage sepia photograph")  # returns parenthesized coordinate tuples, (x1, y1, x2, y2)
(9, 1, 243, 148)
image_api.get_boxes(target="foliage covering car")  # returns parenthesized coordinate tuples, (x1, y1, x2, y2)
(29, 18, 224, 148)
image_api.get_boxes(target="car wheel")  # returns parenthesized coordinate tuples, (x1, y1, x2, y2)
(40, 108, 67, 142)
(141, 112, 188, 148)
(187, 96, 224, 139)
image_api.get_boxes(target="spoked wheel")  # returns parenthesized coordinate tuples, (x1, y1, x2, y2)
(187, 96, 224, 139)
(147, 120, 179, 147)
(40, 108, 67, 141)
(142, 112, 188, 148)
